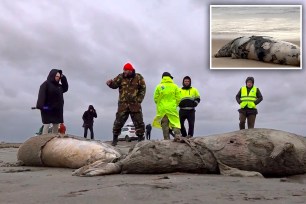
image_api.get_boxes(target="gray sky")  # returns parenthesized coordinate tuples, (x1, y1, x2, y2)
(0, 0, 305, 142)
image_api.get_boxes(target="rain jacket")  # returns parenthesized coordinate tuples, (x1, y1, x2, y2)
(36, 69, 68, 124)
(82, 105, 97, 127)
(153, 76, 181, 129)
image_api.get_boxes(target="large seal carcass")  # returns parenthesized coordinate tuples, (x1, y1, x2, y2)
(73, 128, 306, 177)
(214, 36, 300, 66)
(17, 134, 121, 168)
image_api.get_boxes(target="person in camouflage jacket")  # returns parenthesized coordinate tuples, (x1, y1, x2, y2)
(106, 62, 146, 146)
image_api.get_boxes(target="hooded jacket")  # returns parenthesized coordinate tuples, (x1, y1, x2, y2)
(179, 76, 200, 109)
(153, 76, 181, 129)
(36, 69, 68, 123)
(82, 105, 97, 127)
(235, 77, 263, 113)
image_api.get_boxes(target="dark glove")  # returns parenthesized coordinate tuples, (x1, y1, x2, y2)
(58, 70, 63, 76)
(42, 106, 49, 110)
(193, 101, 198, 107)
(106, 80, 113, 86)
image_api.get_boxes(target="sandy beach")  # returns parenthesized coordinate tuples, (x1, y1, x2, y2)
(1, 140, 306, 204)
(211, 38, 301, 69)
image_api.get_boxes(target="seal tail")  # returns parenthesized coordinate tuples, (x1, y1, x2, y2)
(72, 160, 122, 176)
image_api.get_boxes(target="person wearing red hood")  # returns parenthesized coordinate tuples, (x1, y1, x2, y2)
(236, 76, 263, 129)
(178, 76, 200, 138)
(106, 62, 146, 146)
(36, 69, 69, 134)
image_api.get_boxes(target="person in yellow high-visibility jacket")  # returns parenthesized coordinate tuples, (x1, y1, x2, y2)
(153, 72, 182, 140)
(235, 76, 263, 129)
(179, 76, 200, 138)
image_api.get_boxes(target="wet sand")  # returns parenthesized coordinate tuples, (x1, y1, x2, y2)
(1, 141, 306, 204)
(211, 38, 301, 69)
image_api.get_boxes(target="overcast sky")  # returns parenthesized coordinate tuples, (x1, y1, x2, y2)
(0, 0, 305, 142)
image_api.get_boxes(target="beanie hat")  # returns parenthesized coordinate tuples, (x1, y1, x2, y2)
(162, 72, 173, 79)
(245, 76, 254, 84)
(123, 63, 134, 71)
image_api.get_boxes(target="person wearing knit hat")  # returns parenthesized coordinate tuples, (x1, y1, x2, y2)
(235, 76, 263, 130)
(162, 72, 173, 79)
(178, 76, 200, 138)
(106, 62, 146, 146)
(153, 72, 182, 140)
(123, 63, 135, 71)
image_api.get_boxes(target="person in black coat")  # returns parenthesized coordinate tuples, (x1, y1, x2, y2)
(82, 105, 97, 139)
(36, 69, 69, 134)
(145, 124, 152, 140)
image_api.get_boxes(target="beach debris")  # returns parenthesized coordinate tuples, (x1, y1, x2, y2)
(2, 168, 32, 173)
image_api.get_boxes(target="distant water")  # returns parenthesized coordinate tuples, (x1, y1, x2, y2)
(211, 6, 301, 40)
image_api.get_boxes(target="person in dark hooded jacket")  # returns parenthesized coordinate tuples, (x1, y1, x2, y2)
(36, 69, 68, 134)
(236, 76, 263, 129)
(82, 105, 97, 139)
(178, 76, 200, 138)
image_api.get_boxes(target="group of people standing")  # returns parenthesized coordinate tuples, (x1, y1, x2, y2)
(35, 63, 262, 145)
(152, 72, 201, 141)
(106, 63, 202, 146)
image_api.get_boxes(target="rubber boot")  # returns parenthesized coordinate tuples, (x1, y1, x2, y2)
(169, 129, 175, 138)
(172, 128, 183, 142)
(239, 123, 245, 130)
(137, 135, 144, 142)
(112, 135, 118, 146)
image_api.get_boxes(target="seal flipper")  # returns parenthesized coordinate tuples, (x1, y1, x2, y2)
(217, 160, 263, 178)
(270, 143, 294, 159)
(72, 160, 122, 176)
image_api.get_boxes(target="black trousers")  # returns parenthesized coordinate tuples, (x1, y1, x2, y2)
(146, 131, 151, 140)
(179, 109, 195, 137)
(84, 126, 94, 139)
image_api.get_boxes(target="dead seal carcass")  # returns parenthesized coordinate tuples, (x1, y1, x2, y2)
(74, 128, 306, 177)
(17, 134, 121, 168)
(214, 36, 300, 66)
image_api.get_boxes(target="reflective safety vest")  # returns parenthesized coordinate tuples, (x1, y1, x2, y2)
(240, 86, 257, 109)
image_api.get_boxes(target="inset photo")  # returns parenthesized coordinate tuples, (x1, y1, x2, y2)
(210, 5, 302, 69)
